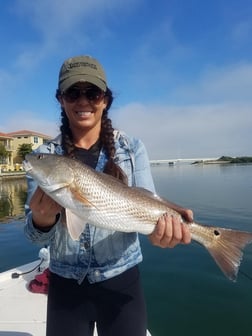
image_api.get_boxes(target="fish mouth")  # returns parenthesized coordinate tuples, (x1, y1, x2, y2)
(22, 160, 33, 173)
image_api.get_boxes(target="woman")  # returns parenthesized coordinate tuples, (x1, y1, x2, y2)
(24, 55, 192, 336)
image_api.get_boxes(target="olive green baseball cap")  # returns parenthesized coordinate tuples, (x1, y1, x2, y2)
(58, 55, 107, 92)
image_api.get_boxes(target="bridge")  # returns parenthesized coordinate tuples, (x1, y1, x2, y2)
(150, 157, 219, 165)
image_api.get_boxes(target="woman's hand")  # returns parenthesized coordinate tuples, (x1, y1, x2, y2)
(149, 209, 193, 248)
(29, 187, 62, 228)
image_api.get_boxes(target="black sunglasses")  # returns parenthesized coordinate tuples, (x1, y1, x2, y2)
(62, 86, 105, 103)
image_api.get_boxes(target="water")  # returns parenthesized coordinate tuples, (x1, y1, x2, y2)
(140, 164, 252, 336)
(0, 177, 40, 271)
(0, 164, 252, 336)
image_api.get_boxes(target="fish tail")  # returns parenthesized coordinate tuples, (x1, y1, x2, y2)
(203, 227, 252, 281)
(191, 224, 252, 281)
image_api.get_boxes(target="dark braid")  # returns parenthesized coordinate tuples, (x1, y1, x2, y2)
(56, 88, 128, 184)
(55, 89, 75, 157)
(101, 89, 128, 184)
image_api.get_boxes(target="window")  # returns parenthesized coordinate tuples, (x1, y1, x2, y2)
(34, 136, 38, 144)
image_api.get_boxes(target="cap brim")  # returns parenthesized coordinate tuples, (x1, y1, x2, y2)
(60, 74, 106, 92)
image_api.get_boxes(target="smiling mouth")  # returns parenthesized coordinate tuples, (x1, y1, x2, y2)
(76, 111, 92, 116)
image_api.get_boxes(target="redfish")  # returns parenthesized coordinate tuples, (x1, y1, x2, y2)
(23, 153, 252, 281)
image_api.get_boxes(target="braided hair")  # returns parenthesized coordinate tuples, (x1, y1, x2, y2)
(56, 88, 128, 184)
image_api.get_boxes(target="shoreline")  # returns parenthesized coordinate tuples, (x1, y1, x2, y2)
(192, 160, 230, 165)
(0, 172, 26, 180)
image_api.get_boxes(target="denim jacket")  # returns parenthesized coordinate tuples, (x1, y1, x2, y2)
(24, 130, 155, 284)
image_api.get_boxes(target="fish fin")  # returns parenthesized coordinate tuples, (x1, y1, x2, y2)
(65, 209, 87, 241)
(70, 187, 97, 209)
(201, 227, 252, 281)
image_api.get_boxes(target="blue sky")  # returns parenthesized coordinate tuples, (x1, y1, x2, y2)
(0, 0, 251, 159)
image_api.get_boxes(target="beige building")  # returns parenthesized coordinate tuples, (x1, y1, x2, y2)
(0, 132, 14, 170)
(0, 130, 52, 171)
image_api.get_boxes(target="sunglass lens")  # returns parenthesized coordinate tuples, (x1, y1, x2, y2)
(63, 87, 104, 103)
(86, 88, 102, 101)
(66, 88, 80, 101)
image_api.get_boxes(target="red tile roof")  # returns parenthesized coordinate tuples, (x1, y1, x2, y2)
(0, 132, 13, 139)
(6, 130, 52, 139)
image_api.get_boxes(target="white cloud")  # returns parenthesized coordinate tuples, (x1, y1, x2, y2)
(110, 61, 252, 159)
(3, 0, 142, 85)
(1, 3, 251, 160)
(169, 62, 252, 104)
(111, 101, 252, 160)
(12, 0, 97, 70)
(14, 0, 139, 42)
(1, 111, 59, 137)
(0, 0, 129, 96)
(126, 20, 193, 89)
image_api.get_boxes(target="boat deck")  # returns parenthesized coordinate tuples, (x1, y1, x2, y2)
(0, 258, 151, 335)
(0, 260, 48, 336)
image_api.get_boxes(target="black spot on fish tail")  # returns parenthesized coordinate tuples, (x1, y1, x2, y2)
(206, 228, 252, 281)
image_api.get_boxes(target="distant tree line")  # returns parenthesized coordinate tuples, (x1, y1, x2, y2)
(218, 156, 252, 163)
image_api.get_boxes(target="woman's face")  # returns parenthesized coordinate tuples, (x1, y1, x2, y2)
(59, 82, 108, 135)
